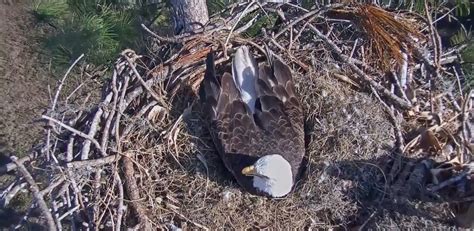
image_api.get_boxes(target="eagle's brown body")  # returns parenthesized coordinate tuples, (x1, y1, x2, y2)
(200, 49, 305, 196)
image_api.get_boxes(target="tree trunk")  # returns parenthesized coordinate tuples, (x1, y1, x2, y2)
(170, 0, 209, 34)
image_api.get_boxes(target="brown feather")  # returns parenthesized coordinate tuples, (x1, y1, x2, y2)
(201, 50, 305, 197)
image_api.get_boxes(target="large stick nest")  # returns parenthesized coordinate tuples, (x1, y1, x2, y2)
(2, 2, 473, 230)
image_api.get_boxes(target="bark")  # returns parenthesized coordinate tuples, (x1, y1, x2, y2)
(170, 0, 209, 34)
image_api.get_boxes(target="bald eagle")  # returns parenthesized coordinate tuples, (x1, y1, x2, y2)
(200, 46, 305, 197)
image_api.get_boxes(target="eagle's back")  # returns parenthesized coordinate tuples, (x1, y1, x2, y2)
(200, 51, 304, 195)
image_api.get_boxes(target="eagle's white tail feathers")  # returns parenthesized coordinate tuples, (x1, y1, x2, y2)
(232, 46, 258, 113)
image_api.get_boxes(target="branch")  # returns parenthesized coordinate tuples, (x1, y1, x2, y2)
(51, 54, 84, 111)
(11, 156, 57, 231)
(1, 182, 27, 207)
(39, 176, 65, 197)
(123, 55, 168, 108)
(0, 151, 36, 174)
(114, 173, 125, 231)
(429, 171, 469, 192)
(66, 155, 121, 169)
(308, 24, 412, 109)
(41, 115, 107, 157)
(141, 24, 182, 43)
(122, 153, 150, 229)
(80, 93, 113, 159)
(224, 1, 256, 53)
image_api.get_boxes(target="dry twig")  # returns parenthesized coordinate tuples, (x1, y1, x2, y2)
(309, 24, 412, 109)
(11, 156, 57, 231)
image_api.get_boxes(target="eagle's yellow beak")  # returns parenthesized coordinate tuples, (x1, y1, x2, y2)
(241, 165, 257, 176)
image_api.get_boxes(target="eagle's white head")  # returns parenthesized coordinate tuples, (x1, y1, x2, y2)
(241, 154, 293, 197)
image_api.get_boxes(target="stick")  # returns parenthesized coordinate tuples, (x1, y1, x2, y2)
(66, 155, 120, 169)
(371, 86, 405, 152)
(270, 38, 310, 71)
(0, 151, 37, 174)
(234, 14, 259, 34)
(428, 171, 469, 192)
(51, 54, 84, 111)
(1, 182, 27, 207)
(141, 22, 221, 44)
(122, 152, 150, 229)
(100, 71, 120, 153)
(13, 204, 35, 229)
(170, 208, 209, 230)
(358, 211, 377, 231)
(11, 156, 57, 231)
(274, 9, 319, 39)
(423, 0, 441, 70)
(460, 90, 473, 163)
(80, 93, 112, 159)
(141, 24, 182, 43)
(42, 115, 107, 157)
(309, 24, 412, 109)
(123, 55, 168, 108)
(52, 200, 63, 230)
(224, 1, 256, 55)
(114, 173, 125, 231)
(39, 176, 65, 197)
(111, 64, 150, 228)
(66, 136, 75, 162)
(58, 205, 80, 221)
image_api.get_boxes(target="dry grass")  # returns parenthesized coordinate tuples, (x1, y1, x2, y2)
(122, 72, 389, 229)
(329, 4, 424, 70)
(116, 67, 455, 229)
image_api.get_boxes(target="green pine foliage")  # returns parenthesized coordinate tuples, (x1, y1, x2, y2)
(31, 0, 322, 66)
(32, 0, 473, 89)
(398, 0, 471, 45)
(33, 0, 147, 66)
(453, 0, 471, 16)
(377, 0, 471, 16)
(462, 41, 474, 90)
(242, 13, 279, 38)
(33, 0, 69, 23)
(207, 0, 237, 15)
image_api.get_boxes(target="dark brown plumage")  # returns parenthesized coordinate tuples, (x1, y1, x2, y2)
(200, 49, 305, 196)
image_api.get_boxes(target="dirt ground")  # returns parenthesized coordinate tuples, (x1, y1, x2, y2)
(0, 1, 54, 158)
(0, 2, 56, 227)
